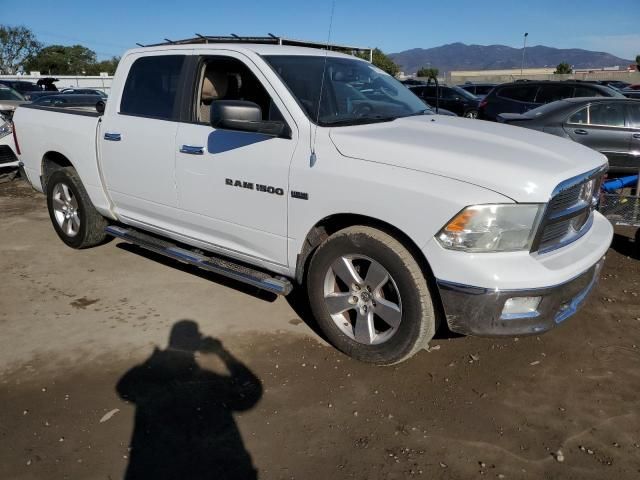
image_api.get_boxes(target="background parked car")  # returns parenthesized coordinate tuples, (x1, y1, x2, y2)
(400, 79, 426, 86)
(620, 88, 640, 100)
(409, 84, 480, 118)
(60, 88, 108, 98)
(583, 80, 630, 91)
(583, 80, 640, 99)
(430, 106, 457, 116)
(478, 80, 624, 121)
(31, 94, 106, 112)
(0, 80, 41, 100)
(457, 83, 496, 98)
(25, 91, 60, 101)
(497, 97, 640, 173)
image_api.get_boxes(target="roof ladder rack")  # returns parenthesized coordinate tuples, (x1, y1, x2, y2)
(135, 34, 372, 60)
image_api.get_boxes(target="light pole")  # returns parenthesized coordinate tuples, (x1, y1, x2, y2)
(520, 32, 529, 77)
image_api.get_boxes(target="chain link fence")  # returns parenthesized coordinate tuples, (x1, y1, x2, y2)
(600, 194, 640, 227)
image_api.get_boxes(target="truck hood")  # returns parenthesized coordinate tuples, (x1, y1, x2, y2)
(329, 115, 607, 202)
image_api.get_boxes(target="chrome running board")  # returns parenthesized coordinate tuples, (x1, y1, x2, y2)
(105, 225, 293, 296)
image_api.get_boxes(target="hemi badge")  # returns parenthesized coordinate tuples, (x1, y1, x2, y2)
(291, 191, 309, 200)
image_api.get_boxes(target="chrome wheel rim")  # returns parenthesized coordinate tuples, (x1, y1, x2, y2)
(465, 110, 478, 119)
(52, 182, 80, 237)
(323, 255, 402, 345)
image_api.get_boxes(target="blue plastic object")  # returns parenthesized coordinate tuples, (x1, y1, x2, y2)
(601, 175, 639, 193)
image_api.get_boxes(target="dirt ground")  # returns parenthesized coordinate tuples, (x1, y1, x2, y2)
(1, 177, 639, 480)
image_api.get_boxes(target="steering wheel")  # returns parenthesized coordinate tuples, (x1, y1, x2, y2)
(352, 103, 373, 117)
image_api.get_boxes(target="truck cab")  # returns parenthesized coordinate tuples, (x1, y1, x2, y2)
(14, 41, 613, 364)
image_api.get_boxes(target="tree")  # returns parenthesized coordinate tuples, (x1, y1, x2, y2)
(0, 25, 42, 74)
(86, 56, 120, 75)
(554, 62, 573, 74)
(24, 44, 99, 75)
(356, 48, 400, 76)
(416, 67, 439, 79)
(636, 54, 640, 72)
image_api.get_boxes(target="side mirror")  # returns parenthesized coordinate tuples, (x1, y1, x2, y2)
(96, 100, 105, 114)
(210, 100, 288, 137)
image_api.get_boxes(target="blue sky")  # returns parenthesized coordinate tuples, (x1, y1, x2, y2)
(3, 0, 639, 60)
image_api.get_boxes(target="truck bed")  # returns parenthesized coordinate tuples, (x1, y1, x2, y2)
(13, 104, 113, 217)
(19, 103, 103, 117)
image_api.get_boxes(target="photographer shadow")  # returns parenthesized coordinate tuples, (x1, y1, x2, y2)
(117, 320, 262, 480)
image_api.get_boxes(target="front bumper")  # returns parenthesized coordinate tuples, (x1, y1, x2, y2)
(436, 256, 605, 336)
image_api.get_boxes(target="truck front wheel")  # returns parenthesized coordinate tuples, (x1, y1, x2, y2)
(46, 167, 108, 249)
(307, 226, 437, 365)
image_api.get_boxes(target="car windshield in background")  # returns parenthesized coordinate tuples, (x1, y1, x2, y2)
(451, 86, 478, 100)
(264, 55, 429, 126)
(0, 87, 25, 101)
(523, 101, 566, 117)
(597, 86, 626, 98)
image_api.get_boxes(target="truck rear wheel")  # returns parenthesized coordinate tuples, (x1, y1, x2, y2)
(46, 167, 108, 249)
(306, 226, 437, 365)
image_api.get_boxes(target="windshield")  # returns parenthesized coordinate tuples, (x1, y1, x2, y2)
(606, 87, 627, 98)
(523, 100, 566, 117)
(264, 55, 430, 126)
(451, 85, 478, 100)
(0, 87, 25, 101)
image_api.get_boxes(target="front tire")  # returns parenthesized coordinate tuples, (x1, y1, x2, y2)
(464, 109, 478, 119)
(307, 226, 437, 365)
(46, 167, 108, 249)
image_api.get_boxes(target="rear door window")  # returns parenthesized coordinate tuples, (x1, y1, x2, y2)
(568, 106, 588, 124)
(589, 103, 625, 127)
(567, 103, 626, 127)
(535, 85, 574, 103)
(497, 85, 539, 102)
(120, 55, 185, 120)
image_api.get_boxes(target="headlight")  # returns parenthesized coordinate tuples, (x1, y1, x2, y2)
(0, 121, 12, 140)
(437, 204, 544, 252)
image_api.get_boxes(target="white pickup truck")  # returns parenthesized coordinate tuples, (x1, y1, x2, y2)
(14, 42, 613, 364)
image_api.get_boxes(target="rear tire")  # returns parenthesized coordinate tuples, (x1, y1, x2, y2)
(46, 167, 108, 249)
(306, 226, 437, 365)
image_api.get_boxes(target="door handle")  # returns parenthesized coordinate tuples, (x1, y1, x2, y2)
(573, 129, 588, 135)
(104, 132, 121, 141)
(633, 133, 640, 140)
(180, 145, 204, 155)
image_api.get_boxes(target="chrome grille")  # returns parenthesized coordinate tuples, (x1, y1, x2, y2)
(549, 183, 582, 213)
(533, 167, 605, 253)
(540, 219, 571, 245)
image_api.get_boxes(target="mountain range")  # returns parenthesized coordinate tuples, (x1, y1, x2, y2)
(389, 43, 633, 74)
